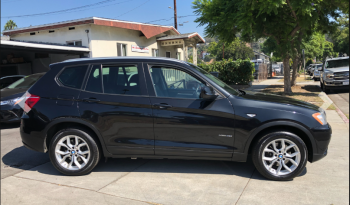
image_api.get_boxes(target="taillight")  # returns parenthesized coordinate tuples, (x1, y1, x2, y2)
(23, 92, 40, 113)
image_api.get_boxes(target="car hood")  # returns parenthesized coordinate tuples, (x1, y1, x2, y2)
(325, 67, 349, 73)
(239, 91, 320, 112)
(0, 88, 26, 101)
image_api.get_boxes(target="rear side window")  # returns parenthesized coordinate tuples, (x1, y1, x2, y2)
(58, 65, 88, 89)
(102, 65, 140, 95)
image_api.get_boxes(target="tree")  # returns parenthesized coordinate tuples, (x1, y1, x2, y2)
(193, 0, 347, 94)
(208, 39, 254, 61)
(3, 20, 17, 31)
(330, 14, 349, 55)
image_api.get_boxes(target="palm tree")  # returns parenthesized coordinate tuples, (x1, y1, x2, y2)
(4, 20, 17, 31)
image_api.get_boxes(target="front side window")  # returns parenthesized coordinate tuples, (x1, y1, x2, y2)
(102, 65, 140, 95)
(150, 66, 205, 99)
(58, 65, 87, 89)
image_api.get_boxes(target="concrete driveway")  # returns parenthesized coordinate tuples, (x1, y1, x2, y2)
(1, 111, 349, 205)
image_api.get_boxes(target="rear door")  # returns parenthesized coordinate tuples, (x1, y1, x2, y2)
(144, 63, 235, 158)
(78, 63, 154, 156)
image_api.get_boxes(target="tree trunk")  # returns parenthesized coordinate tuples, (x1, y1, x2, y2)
(283, 56, 292, 94)
(291, 52, 299, 86)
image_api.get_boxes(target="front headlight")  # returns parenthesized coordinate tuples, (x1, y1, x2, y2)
(313, 112, 328, 125)
(326, 73, 334, 79)
(0, 97, 22, 106)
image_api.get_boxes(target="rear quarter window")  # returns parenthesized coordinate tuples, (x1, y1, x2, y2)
(58, 65, 88, 89)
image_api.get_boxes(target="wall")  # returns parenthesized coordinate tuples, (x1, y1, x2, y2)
(10, 24, 91, 47)
(90, 25, 161, 58)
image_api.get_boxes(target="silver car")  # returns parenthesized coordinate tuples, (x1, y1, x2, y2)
(320, 57, 349, 93)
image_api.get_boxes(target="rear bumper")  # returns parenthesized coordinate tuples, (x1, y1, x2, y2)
(310, 124, 332, 163)
(20, 112, 47, 153)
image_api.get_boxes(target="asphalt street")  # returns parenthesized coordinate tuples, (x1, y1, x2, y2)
(1, 109, 349, 205)
(327, 90, 349, 115)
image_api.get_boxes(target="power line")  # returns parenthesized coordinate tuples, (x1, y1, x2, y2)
(145, 15, 196, 24)
(1, 0, 124, 18)
(115, 0, 150, 18)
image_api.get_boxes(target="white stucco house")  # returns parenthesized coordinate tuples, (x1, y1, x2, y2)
(1, 17, 204, 77)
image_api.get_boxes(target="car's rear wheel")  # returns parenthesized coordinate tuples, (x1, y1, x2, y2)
(252, 132, 308, 181)
(49, 128, 101, 176)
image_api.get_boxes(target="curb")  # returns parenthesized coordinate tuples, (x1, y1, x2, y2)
(320, 92, 349, 124)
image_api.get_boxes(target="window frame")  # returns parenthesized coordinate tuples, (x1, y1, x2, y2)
(82, 63, 148, 97)
(117, 43, 128, 57)
(146, 63, 224, 100)
(66, 40, 83, 46)
(55, 64, 89, 91)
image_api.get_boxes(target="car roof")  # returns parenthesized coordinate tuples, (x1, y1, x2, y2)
(326, 56, 349, 61)
(58, 57, 187, 65)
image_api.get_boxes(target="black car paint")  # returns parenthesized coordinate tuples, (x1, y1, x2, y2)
(20, 58, 332, 164)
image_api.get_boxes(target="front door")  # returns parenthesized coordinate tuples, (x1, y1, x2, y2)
(144, 63, 235, 158)
(78, 63, 154, 155)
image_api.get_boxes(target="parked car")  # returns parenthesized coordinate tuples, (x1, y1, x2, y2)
(20, 57, 331, 181)
(309, 64, 323, 77)
(272, 65, 281, 73)
(0, 75, 25, 89)
(0, 73, 45, 123)
(313, 64, 323, 81)
(307, 64, 316, 75)
(320, 56, 349, 93)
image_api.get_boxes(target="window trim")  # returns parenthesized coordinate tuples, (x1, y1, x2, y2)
(117, 43, 128, 57)
(66, 40, 83, 46)
(146, 63, 225, 99)
(55, 64, 90, 91)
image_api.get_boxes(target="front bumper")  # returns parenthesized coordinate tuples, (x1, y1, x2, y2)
(324, 79, 349, 87)
(0, 105, 23, 123)
(310, 124, 332, 163)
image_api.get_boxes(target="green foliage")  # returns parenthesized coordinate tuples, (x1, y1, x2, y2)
(306, 58, 314, 67)
(208, 39, 254, 61)
(197, 59, 255, 85)
(330, 14, 349, 55)
(3, 20, 17, 31)
(321, 41, 338, 62)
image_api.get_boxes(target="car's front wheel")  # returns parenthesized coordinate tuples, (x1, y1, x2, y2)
(49, 128, 101, 176)
(252, 132, 308, 181)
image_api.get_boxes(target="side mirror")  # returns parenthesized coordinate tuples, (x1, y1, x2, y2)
(200, 86, 218, 101)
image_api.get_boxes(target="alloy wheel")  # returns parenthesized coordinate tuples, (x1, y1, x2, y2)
(55, 135, 91, 170)
(262, 139, 301, 176)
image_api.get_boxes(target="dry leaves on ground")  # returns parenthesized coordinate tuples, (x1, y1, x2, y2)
(262, 85, 323, 106)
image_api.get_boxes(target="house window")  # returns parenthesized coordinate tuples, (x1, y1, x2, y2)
(176, 52, 181, 60)
(166, 52, 171, 58)
(117, 43, 127, 56)
(152, 49, 159, 57)
(67, 41, 82, 46)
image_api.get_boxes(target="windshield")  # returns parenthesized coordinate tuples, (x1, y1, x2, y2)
(188, 63, 240, 96)
(7, 74, 43, 89)
(326, 59, 349, 69)
(317, 65, 323, 68)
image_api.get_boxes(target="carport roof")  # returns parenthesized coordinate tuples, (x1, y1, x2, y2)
(2, 17, 180, 39)
(0, 40, 90, 54)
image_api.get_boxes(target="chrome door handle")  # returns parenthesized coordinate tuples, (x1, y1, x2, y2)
(153, 103, 172, 109)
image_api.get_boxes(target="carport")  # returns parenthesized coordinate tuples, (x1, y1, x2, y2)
(0, 39, 90, 77)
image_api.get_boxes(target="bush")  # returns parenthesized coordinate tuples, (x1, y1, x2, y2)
(197, 59, 255, 85)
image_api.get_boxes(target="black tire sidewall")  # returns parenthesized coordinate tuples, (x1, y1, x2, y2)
(49, 128, 100, 176)
(253, 132, 308, 181)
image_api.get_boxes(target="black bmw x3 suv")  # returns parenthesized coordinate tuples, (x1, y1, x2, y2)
(20, 57, 331, 181)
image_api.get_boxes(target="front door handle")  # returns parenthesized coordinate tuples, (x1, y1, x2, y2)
(153, 103, 172, 109)
(82, 98, 101, 103)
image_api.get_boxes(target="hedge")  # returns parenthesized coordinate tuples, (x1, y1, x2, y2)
(198, 59, 255, 85)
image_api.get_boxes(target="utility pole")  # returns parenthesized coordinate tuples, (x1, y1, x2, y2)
(223, 43, 225, 59)
(174, 0, 178, 30)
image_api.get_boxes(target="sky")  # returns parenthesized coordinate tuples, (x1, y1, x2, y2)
(1, 0, 206, 37)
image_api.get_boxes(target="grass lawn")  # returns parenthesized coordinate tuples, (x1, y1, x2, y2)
(278, 76, 314, 83)
(327, 104, 337, 110)
(261, 85, 324, 106)
(346, 114, 349, 119)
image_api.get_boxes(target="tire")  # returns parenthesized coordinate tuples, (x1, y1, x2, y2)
(322, 83, 330, 94)
(49, 127, 101, 176)
(252, 131, 308, 181)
